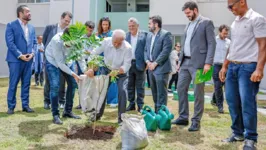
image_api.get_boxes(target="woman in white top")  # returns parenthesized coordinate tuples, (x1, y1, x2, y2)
(168, 42, 181, 92)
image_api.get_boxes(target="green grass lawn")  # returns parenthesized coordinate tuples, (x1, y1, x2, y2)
(0, 78, 266, 150)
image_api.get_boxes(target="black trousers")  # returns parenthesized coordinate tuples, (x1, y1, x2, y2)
(168, 72, 178, 89)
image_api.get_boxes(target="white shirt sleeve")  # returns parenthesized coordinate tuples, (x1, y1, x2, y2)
(91, 39, 106, 55)
(253, 16, 266, 38)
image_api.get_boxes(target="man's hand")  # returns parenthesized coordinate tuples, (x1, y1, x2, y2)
(250, 69, 264, 82)
(146, 61, 152, 70)
(39, 49, 44, 52)
(85, 69, 94, 78)
(219, 67, 227, 82)
(26, 54, 34, 61)
(72, 73, 81, 83)
(203, 64, 211, 74)
(19, 55, 29, 61)
(149, 62, 158, 71)
(119, 67, 125, 74)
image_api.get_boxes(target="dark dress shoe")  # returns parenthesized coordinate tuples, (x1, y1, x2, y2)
(53, 115, 63, 125)
(126, 105, 136, 111)
(222, 134, 244, 143)
(218, 107, 224, 114)
(7, 109, 14, 115)
(62, 112, 81, 119)
(188, 122, 201, 132)
(22, 107, 34, 113)
(75, 105, 82, 109)
(44, 103, 50, 110)
(171, 118, 189, 125)
(243, 139, 256, 150)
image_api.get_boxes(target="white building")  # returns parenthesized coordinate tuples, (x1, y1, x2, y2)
(0, 0, 265, 89)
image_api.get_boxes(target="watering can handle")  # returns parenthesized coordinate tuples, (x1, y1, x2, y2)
(143, 105, 155, 114)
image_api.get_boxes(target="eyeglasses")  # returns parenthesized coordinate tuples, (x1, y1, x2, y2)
(228, 0, 240, 10)
(176, 45, 181, 48)
(102, 16, 110, 21)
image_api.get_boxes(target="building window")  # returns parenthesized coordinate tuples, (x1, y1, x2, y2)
(18, 0, 50, 3)
(106, 0, 149, 13)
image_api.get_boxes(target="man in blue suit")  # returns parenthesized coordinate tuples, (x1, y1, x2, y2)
(5, 5, 37, 114)
(145, 15, 173, 112)
(125, 17, 147, 112)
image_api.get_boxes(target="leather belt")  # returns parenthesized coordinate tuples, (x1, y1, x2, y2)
(184, 56, 191, 59)
(230, 61, 254, 64)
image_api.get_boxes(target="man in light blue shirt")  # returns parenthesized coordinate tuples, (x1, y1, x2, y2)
(211, 25, 230, 114)
(184, 15, 201, 57)
(45, 28, 87, 124)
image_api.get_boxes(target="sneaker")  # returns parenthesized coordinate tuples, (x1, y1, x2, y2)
(222, 134, 244, 143)
(243, 139, 256, 150)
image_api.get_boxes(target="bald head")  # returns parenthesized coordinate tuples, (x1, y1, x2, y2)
(112, 29, 126, 49)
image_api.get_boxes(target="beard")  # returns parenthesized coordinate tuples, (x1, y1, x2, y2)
(149, 26, 156, 32)
(22, 15, 31, 21)
(188, 12, 196, 21)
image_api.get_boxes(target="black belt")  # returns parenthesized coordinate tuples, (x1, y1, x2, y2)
(184, 56, 191, 59)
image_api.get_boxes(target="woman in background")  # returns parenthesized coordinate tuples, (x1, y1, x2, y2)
(97, 17, 113, 38)
(168, 42, 181, 93)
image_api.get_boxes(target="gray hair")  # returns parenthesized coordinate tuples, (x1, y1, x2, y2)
(112, 29, 126, 40)
(128, 17, 139, 25)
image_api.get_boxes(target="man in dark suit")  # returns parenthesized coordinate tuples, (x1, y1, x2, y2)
(144, 15, 173, 113)
(125, 17, 147, 112)
(5, 5, 37, 114)
(43, 11, 72, 110)
(172, 1, 216, 132)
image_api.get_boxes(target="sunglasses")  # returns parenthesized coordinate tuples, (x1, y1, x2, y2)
(176, 45, 181, 47)
(228, 0, 240, 10)
(102, 16, 110, 21)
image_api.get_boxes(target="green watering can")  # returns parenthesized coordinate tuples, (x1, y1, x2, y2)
(141, 105, 159, 132)
(157, 105, 174, 130)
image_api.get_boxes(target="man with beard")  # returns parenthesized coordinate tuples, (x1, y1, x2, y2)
(220, 0, 266, 149)
(144, 15, 172, 113)
(5, 5, 37, 114)
(43, 11, 72, 110)
(171, 1, 216, 132)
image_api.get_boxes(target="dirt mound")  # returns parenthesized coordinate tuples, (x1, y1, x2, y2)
(65, 126, 117, 140)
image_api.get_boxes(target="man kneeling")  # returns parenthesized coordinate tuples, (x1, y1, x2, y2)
(45, 28, 87, 124)
(87, 29, 132, 124)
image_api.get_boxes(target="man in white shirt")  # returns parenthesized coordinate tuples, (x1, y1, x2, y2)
(211, 25, 231, 114)
(125, 18, 147, 112)
(87, 29, 132, 124)
(220, 0, 266, 149)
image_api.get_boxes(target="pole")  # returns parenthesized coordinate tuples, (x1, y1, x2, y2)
(72, 0, 74, 24)
(95, 0, 98, 32)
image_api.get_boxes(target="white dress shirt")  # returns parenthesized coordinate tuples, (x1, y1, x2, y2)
(149, 33, 157, 61)
(18, 18, 29, 43)
(91, 37, 132, 73)
(130, 32, 138, 59)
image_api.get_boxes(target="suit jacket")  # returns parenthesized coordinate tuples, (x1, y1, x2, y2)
(179, 16, 216, 69)
(144, 29, 173, 74)
(5, 19, 37, 63)
(42, 23, 58, 49)
(125, 31, 147, 71)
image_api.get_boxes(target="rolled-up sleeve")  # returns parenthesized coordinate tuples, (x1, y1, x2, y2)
(253, 16, 266, 38)
(53, 41, 75, 75)
(121, 47, 132, 73)
(91, 40, 106, 55)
